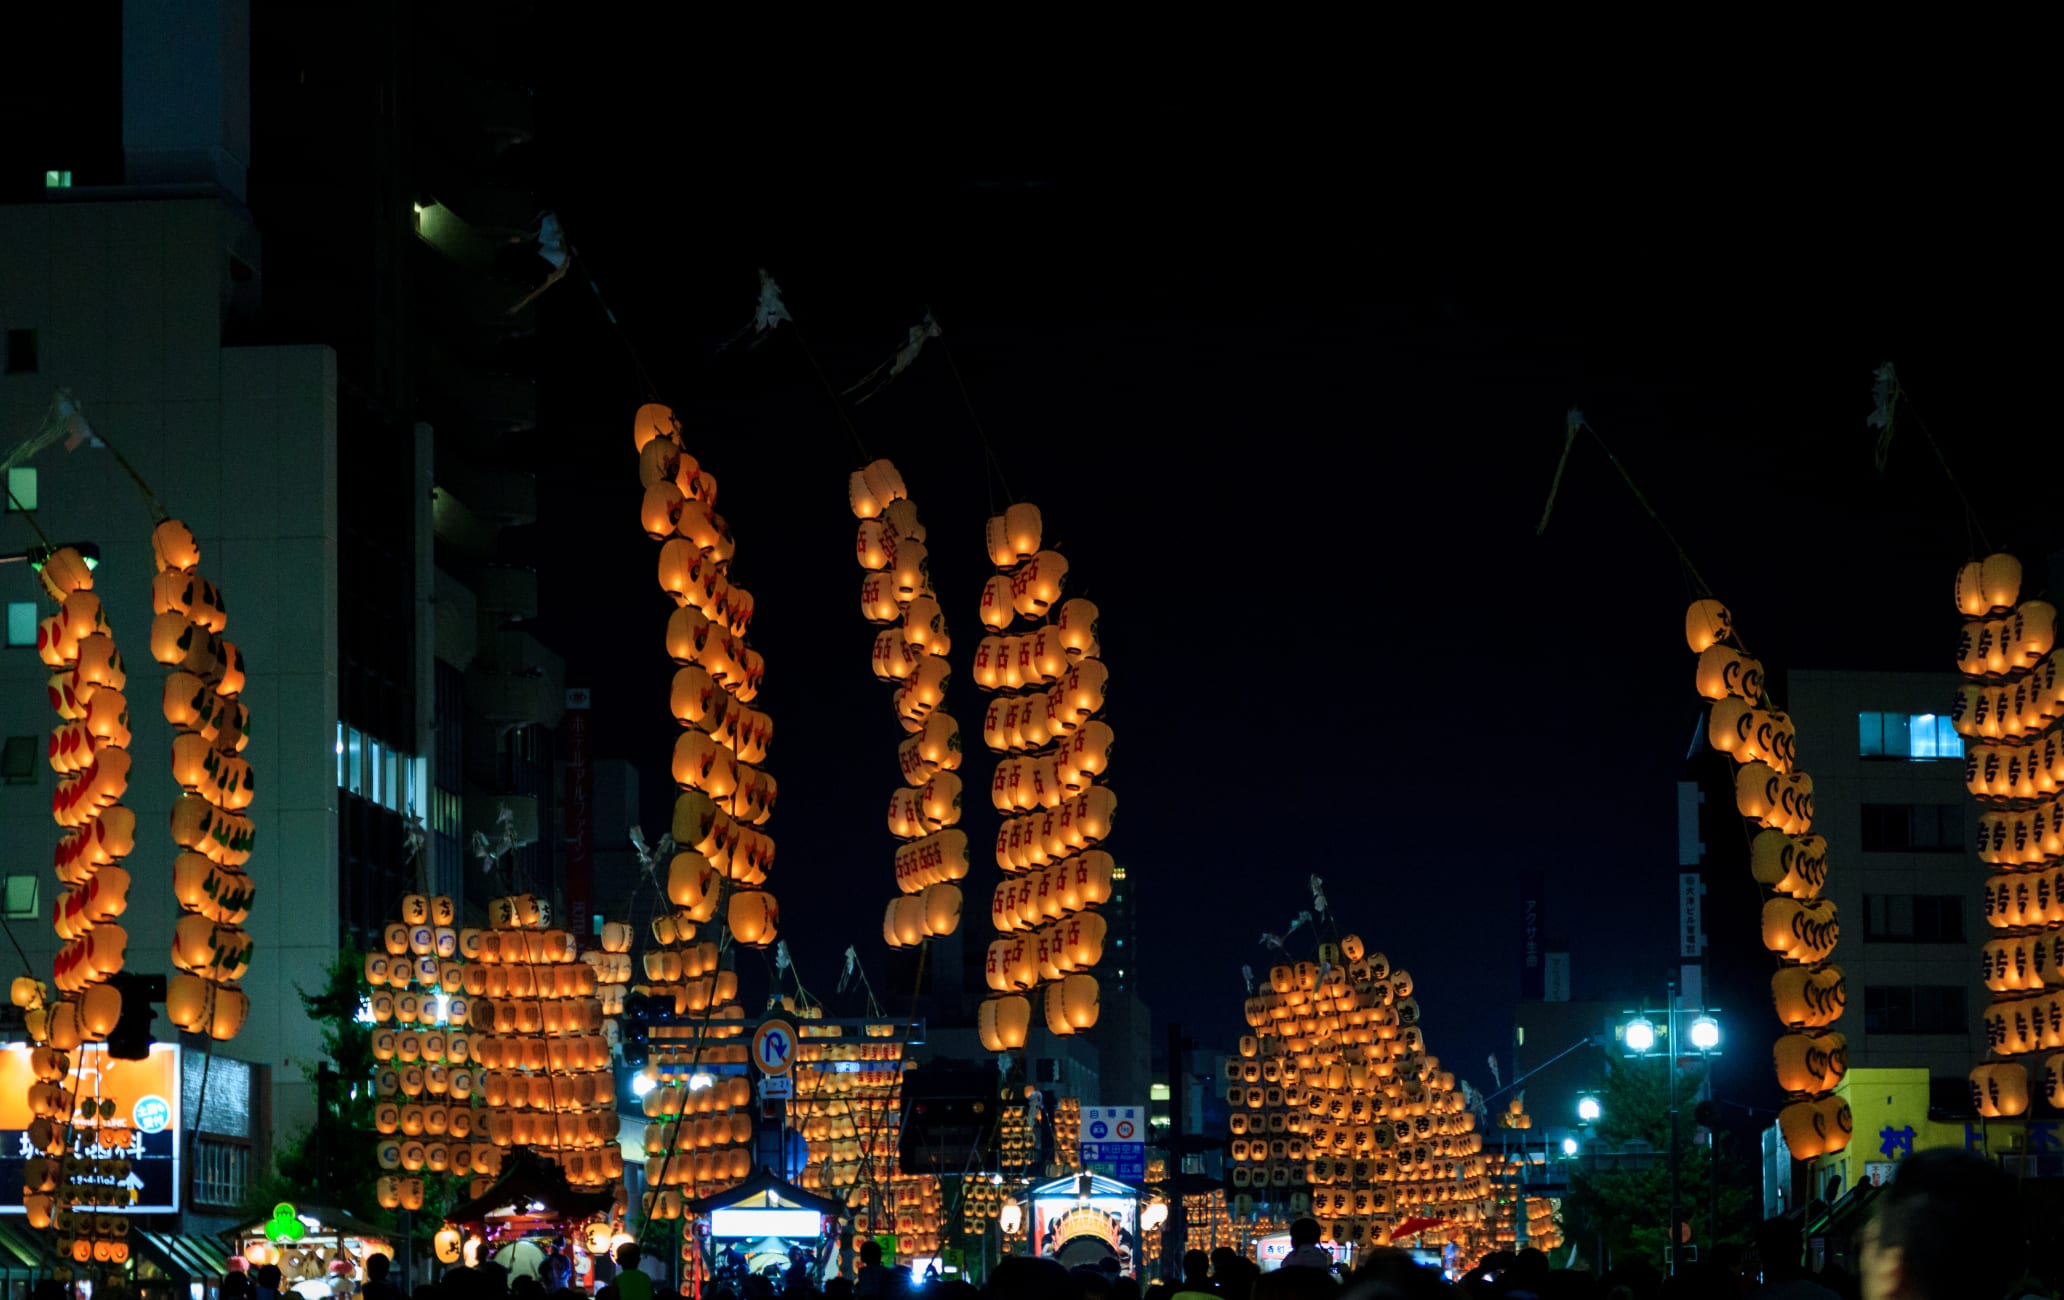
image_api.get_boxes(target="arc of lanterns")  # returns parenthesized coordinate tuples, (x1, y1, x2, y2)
(849, 458, 968, 948)
(1228, 937, 1495, 1255)
(1947, 555, 2064, 1115)
(970, 502, 1112, 1050)
(150, 520, 255, 1040)
(1684, 599, 1852, 1158)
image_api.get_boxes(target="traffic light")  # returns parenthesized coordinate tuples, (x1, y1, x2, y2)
(105, 972, 163, 1060)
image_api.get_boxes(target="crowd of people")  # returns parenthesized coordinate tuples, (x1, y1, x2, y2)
(123, 1149, 2044, 1300)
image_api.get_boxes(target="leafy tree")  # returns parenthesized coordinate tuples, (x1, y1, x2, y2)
(1560, 1055, 1754, 1271)
(240, 950, 457, 1244)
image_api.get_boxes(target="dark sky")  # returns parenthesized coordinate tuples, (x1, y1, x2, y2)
(504, 69, 2061, 1090)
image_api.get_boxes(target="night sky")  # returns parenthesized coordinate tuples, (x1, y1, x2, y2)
(499, 73, 2062, 1090)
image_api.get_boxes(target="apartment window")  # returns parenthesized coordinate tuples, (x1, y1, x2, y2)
(3, 874, 38, 919)
(5, 467, 36, 511)
(1858, 711, 1963, 760)
(1860, 803, 1965, 852)
(5, 330, 37, 374)
(6, 601, 38, 648)
(2, 735, 36, 784)
(336, 722, 427, 815)
(192, 1138, 249, 1207)
(1863, 985, 1967, 1035)
(1863, 894, 1965, 943)
(44, 170, 72, 189)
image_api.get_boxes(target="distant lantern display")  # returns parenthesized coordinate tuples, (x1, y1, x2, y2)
(1684, 599, 1852, 1156)
(148, 520, 255, 1042)
(1224, 932, 1497, 1257)
(971, 502, 1115, 1048)
(1949, 555, 2064, 1115)
(639, 401, 780, 960)
(849, 461, 967, 951)
(28, 547, 137, 1047)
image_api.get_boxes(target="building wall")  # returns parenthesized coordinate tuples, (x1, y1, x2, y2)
(0, 198, 339, 1137)
(1785, 670, 1982, 1081)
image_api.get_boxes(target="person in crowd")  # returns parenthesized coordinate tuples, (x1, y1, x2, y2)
(1283, 1221, 1335, 1273)
(223, 1272, 257, 1300)
(510, 1277, 546, 1300)
(851, 1239, 890, 1297)
(823, 1278, 854, 1299)
(1211, 1245, 1259, 1297)
(988, 1257, 1078, 1299)
(1173, 1251, 1216, 1300)
(1752, 1216, 1837, 1300)
(361, 1255, 405, 1300)
(255, 1264, 284, 1300)
(610, 1245, 651, 1300)
(1500, 1249, 1549, 1299)
(537, 1254, 571, 1299)
(1337, 1249, 1457, 1299)
(1860, 1148, 2023, 1300)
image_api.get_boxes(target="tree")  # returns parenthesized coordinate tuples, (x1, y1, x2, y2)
(241, 950, 457, 1245)
(1560, 1054, 1754, 1272)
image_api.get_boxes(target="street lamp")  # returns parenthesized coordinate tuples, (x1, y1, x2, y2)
(1622, 1016, 1657, 1054)
(1688, 1015, 1721, 1053)
(1575, 1096, 1602, 1124)
(1561, 1137, 1579, 1157)
(1616, 986, 1723, 1278)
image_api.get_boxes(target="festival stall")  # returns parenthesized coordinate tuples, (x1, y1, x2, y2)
(1025, 1173, 1140, 1272)
(227, 1205, 394, 1300)
(684, 1168, 843, 1293)
(440, 1149, 619, 1285)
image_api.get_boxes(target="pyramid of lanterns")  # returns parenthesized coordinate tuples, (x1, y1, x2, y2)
(39, 1086, 136, 1267)
(30, 545, 135, 1048)
(792, 1016, 907, 1197)
(972, 502, 1114, 1050)
(1948, 555, 2064, 1114)
(1684, 600, 1852, 1157)
(150, 519, 256, 1041)
(1226, 936, 1495, 1255)
(369, 887, 625, 1194)
(850, 459, 968, 947)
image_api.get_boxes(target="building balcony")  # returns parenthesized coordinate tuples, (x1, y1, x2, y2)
(475, 565, 538, 622)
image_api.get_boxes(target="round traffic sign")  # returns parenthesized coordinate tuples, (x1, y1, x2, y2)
(752, 1019, 797, 1077)
(1115, 1120, 1136, 1139)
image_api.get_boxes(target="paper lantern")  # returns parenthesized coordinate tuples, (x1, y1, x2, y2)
(1970, 1062, 2030, 1118)
(79, 982, 120, 1039)
(922, 882, 962, 937)
(1694, 645, 1764, 702)
(1684, 599, 1732, 653)
(727, 889, 778, 947)
(883, 896, 926, 948)
(1043, 973, 1100, 1035)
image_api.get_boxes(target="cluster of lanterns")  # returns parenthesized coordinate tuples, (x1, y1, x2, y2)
(150, 520, 256, 1040)
(791, 1019, 908, 1194)
(972, 502, 1112, 1047)
(1685, 600, 1853, 1158)
(1948, 555, 2064, 1115)
(852, 1176, 945, 1259)
(998, 1086, 1041, 1175)
(29, 547, 132, 1043)
(638, 402, 781, 950)
(849, 460, 968, 949)
(23, 1084, 135, 1264)
(1227, 937, 1494, 1252)
(637, 1072, 756, 1218)
(361, 891, 626, 1194)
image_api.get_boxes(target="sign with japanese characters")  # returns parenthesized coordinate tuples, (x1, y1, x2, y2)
(0, 1043, 182, 1213)
(1079, 1104, 1145, 1180)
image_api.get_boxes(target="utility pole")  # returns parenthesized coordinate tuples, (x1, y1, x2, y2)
(1163, 1022, 1185, 1281)
(1666, 978, 1680, 1279)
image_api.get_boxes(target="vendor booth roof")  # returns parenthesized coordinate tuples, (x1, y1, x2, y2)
(223, 1207, 395, 1243)
(139, 1231, 232, 1281)
(447, 1148, 616, 1225)
(684, 1167, 845, 1218)
(1029, 1172, 1137, 1200)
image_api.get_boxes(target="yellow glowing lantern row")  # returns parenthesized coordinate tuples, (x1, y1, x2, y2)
(145, 519, 257, 1042)
(360, 892, 627, 1195)
(638, 403, 781, 951)
(1224, 935, 1496, 1257)
(850, 459, 967, 949)
(1946, 555, 2064, 1115)
(1684, 599, 1853, 1157)
(27, 547, 133, 1046)
(788, 1015, 912, 1199)
(970, 501, 1111, 1046)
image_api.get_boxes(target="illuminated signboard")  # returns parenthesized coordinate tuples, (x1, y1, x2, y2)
(707, 1208, 824, 1239)
(0, 1043, 182, 1214)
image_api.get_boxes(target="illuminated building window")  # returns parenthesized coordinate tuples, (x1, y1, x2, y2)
(6, 601, 37, 647)
(4, 874, 39, 918)
(1858, 711, 1963, 760)
(5, 467, 35, 510)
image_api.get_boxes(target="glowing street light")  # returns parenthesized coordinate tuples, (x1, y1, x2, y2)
(1576, 1096, 1602, 1123)
(1622, 1016, 1657, 1054)
(1688, 1014, 1721, 1053)
(1561, 1137, 1579, 1157)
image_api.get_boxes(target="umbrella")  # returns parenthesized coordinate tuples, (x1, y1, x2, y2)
(495, 1240, 547, 1280)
